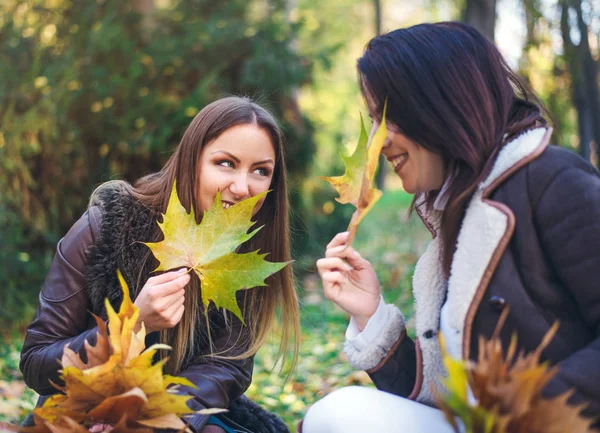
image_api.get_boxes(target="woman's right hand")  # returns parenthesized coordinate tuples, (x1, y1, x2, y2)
(316, 232, 381, 331)
(133, 268, 190, 333)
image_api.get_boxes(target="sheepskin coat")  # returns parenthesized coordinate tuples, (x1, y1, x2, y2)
(363, 128, 600, 423)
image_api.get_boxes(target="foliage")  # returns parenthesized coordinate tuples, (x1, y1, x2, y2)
(0, 0, 318, 327)
(144, 185, 290, 321)
(438, 313, 598, 433)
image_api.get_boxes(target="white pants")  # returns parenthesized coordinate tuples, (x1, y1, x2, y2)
(301, 386, 458, 433)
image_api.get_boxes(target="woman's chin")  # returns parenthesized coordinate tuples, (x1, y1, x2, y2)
(401, 181, 417, 194)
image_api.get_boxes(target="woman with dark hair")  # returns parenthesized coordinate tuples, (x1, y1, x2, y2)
(20, 96, 299, 433)
(304, 22, 600, 431)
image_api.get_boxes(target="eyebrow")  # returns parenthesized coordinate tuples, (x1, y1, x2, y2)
(251, 159, 274, 166)
(211, 150, 274, 166)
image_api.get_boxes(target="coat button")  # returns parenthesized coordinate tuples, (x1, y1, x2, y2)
(423, 330, 436, 339)
(489, 295, 507, 312)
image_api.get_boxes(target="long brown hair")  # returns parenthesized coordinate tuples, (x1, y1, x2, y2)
(357, 22, 549, 276)
(93, 96, 299, 375)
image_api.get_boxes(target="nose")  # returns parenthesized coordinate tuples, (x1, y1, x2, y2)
(229, 173, 250, 200)
(369, 122, 391, 152)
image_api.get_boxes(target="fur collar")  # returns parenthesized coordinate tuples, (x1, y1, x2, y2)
(84, 182, 159, 319)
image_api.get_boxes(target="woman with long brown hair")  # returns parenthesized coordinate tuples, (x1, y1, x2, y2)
(303, 22, 600, 432)
(20, 96, 300, 433)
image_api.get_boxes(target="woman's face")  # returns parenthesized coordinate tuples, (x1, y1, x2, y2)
(198, 124, 276, 214)
(367, 101, 446, 194)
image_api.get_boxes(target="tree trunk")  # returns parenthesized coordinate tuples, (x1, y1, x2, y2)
(373, 0, 387, 191)
(283, 0, 304, 133)
(374, 0, 382, 35)
(463, 0, 497, 41)
(560, 0, 600, 164)
(523, 0, 541, 48)
(574, 0, 600, 164)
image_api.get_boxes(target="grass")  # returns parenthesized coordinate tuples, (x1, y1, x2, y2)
(0, 189, 431, 431)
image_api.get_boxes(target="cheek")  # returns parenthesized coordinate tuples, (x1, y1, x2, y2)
(201, 166, 228, 190)
(249, 176, 274, 195)
(401, 158, 420, 194)
(199, 175, 216, 196)
(198, 171, 221, 210)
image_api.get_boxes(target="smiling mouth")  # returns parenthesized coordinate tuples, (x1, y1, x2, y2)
(222, 200, 235, 209)
(389, 154, 408, 173)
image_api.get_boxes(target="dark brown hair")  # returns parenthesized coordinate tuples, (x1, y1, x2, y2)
(357, 22, 548, 276)
(93, 96, 299, 374)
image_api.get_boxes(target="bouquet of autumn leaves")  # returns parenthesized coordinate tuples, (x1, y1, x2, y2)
(11, 186, 290, 433)
(438, 310, 598, 433)
(16, 270, 210, 433)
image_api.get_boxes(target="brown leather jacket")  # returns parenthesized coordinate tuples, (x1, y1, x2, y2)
(20, 206, 253, 432)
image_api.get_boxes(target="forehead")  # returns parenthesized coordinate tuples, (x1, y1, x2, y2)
(363, 87, 382, 117)
(203, 124, 275, 158)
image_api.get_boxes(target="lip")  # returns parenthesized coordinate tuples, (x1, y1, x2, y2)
(387, 153, 409, 175)
(221, 200, 236, 209)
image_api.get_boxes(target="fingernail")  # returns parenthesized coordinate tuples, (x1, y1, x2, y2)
(177, 268, 187, 273)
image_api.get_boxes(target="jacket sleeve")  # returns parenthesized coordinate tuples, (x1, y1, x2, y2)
(20, 207, 102, 395)
(366, 330, 417, 397)
(533, 164, 600, 419)
(176, 317, 254, 433)
(354, 303, 416, 397)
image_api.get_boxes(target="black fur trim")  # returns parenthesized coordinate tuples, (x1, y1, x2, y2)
(225, 396, 291, 433)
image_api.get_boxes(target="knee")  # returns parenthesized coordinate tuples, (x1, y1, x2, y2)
(301, 386, 375, 433)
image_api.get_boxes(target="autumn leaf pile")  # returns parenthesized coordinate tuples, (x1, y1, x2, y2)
(20, 271, 203, 433)
(438, 313, 598, 433)
(321, 103, 388, 245)
(144, 184, 289, 322)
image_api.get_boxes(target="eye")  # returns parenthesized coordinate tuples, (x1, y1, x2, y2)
(216, 159, 234, 168)
(253, 167, 271, 177)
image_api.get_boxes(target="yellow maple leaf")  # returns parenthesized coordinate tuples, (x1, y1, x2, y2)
(143, 183, 290, 322)
(321, 102, 388, 246)
(320, 113, 370, 206)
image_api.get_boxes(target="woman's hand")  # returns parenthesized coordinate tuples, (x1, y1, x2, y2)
(316, 232, 381, 330)
(133, 268, 190, 333)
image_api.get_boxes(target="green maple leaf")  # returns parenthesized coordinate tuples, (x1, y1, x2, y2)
(321, 103, 388, 245)
(320, 113, 369, 206)
(144, 183, 290, 322)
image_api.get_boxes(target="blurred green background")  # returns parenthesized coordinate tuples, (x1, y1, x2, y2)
(1, 0, 599, 429)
